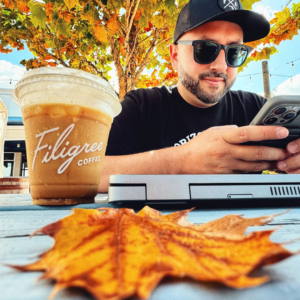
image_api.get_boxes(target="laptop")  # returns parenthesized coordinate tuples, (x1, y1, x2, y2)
(108, 174, 300, 206)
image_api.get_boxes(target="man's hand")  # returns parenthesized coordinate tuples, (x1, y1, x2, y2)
(276, 138, 300, 174)
(178, 125, 289, 174)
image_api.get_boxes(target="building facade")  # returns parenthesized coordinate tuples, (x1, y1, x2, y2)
(0, 88, 27, 177)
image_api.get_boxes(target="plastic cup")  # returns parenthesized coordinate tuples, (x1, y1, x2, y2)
(12, 67, 121, 205)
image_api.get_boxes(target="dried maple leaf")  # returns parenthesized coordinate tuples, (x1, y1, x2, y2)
(11, 207, 294, 300)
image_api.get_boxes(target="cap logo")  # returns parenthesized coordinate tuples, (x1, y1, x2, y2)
(218, 0, 240, 11)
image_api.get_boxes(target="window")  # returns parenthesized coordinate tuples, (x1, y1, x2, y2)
(22, 161, 28, 177)
(3, 152, 14, 177)
(4, 153, 14, 160)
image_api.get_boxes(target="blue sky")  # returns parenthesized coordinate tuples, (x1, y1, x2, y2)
(0, 0, 299, 95)
(233, 0, 300, 96)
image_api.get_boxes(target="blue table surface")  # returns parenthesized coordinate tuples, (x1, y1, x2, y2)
(1, 193, 300, 300)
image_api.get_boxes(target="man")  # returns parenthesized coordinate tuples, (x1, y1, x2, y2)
(98, 0, 297, 193)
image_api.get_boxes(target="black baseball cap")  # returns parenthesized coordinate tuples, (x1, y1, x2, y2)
(174, 0, 270, 44)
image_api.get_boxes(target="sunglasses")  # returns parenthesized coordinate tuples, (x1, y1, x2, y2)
(176, 40, 253, 68)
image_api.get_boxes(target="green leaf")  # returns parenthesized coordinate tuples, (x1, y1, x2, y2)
(292, 2, 300, 15)
(28, 0, 46, 29)
(252, 46, 278, 62)
(138, 15, 148, 29)
(240, 0, 261, 10)
(56, 19, 70, 36)
(164, 0, 176, 9)
(63, 0, 80, 10)
(82, 44, 89, 52)
(152, 14, 165, 28)
(2, 9, 11, 16)
(77, 24, 87, 34)
(20, 59, 26, 66)
(275, 7, 291, 24)
(89, 7, 100, 22)
(104, 65, 112, 71)
(45, 39, 56, 48)
(65, 52, 71, 60)
(6, 29, 19, 39)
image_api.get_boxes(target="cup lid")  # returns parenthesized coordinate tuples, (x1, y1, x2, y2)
(21, 67, 118, 97)
(12, 67, 121, 118)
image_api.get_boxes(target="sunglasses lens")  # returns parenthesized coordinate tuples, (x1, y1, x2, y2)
(194, 42, 219, 64)
(227, 46, 249, 67)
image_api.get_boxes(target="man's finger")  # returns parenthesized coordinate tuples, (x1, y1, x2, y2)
(222, 126, 289, 145)
(277, 152, 300, 172)
(207, 125, 238, 131)
(234, 160, 279, 173)
(233, 145, 288, 162)
(287, 138, 300, 154)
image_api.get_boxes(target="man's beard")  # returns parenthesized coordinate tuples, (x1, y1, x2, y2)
(178, 63, 236, 105)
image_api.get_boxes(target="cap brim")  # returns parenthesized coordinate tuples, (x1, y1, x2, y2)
(181, 10, 270, 43)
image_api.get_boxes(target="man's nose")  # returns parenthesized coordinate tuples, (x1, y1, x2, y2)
(210, 49, 227, 73)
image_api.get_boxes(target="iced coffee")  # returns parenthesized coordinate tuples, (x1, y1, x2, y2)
(12, 68, 121, 205)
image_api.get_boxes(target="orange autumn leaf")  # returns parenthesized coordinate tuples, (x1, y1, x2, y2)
(3, 0, 14, 10)
(144, 21, 153, 32)
(44, 54, 54, 60)
(17, 0, 30, 14)
(107, 14, 119, 35)
(151, 69, 157, 80)
(134, 8, 143, 21)
(95, 26, 108, 43)
(118, 36, 126, 56)
(0, 45, 13, 54)
(11, 207, 294, 300)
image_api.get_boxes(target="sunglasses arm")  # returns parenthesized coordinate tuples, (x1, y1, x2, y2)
(176, 41, 194, 45)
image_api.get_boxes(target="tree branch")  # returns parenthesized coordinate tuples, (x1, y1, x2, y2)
(84, 58, 108, 81)
(50, 53, 68, 65)
(110, 36, 126, 97)
(138, 25, 168, 46)
(130, 54, 159, 90)
(132, 27, 167, 84)
(125, 0, 141, 50)
(110, 38, 123, 77)
(45, 24, 69, 68)
(125, 27, 140, 67)
(125, 0, 136, 30)
(94, 0, 125, 37)
(125, 0, 131, 30)
(138, 32, 156, 46)
(132, 37, 159, 85)
(155, 36, 171, 48)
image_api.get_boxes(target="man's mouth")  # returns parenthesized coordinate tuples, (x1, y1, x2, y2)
(202, 77, 225, 87)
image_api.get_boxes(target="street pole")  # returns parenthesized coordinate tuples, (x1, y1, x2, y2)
(262, 61, 271, 100)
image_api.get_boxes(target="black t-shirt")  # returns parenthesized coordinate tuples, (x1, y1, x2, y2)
(106, 86, 267, 155)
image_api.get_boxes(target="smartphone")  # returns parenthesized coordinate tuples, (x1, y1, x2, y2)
(242, 95, 300, 149)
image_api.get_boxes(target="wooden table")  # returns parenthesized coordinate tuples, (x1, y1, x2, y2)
(1, 194, 300, 300)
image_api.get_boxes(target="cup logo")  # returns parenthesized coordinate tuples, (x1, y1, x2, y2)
(218, 0, 240, 11)
(32, 124, 103, 174)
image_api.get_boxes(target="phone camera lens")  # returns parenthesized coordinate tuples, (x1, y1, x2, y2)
(265, 117, 278, 124)
(283, 112, 297, 120)
(274, 107, 287, 115)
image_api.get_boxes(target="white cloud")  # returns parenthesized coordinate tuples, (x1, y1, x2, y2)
(0, 60, 26, 90)
(253, 4, 278, 21)
(273, 74, 300, 96)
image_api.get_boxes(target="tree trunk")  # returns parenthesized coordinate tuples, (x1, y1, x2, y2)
(119, 77, 126, 101)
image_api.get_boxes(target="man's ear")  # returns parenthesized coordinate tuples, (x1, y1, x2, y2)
(169, 43, 179, 71)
